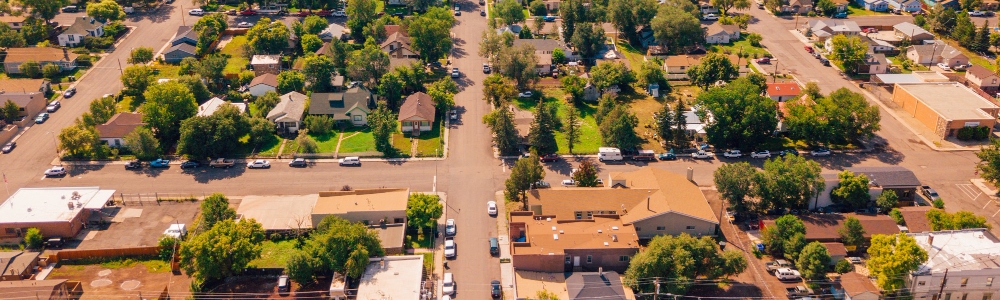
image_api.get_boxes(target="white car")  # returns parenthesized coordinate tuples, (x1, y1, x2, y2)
(775, 268, 801, 281)
(970, 10, 985, 16)
(751, 150, 771, 159)
(339, 156, 361, 166)
(247, 159, 270, 169)
(702, 13, 718, 20)
(518, 91, 533, 98)
(443, 272, 456, 295)
(444, 237, 456, 258)
(236, 21, 253, 28)
(810, 148, 832, 157)
(446, 219, 456, 236)
(331, 10, 347, 17)
(44, 166, 67, 176)
(188, 8, 204, 15)
(691, 150, 714, 159)
(723, 150, 742, 158)
(561, 179, 576, 186)
(163, 224, 187, 239)
(937, 63, 952, 71)
(487, 201, 498, 216)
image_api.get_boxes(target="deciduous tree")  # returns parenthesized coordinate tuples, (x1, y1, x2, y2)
(247, 18, 290, 55)
(124, 127, 160, 160)
(484, 108, 520, 155)
(560, 0, 587, 40)
(284, 216, 385, 283)
(796, 242, 830, 280)
(494, 44, 540, 88)
(141, 81, 198, 144)
(302, 55, 337, 92)
(24, 0, 69, 22)
(427, 78, 457, 113)
(756, 155, 825, 210)
(505, 155, 546, 202)
(199, 193, 237, 230)
(301, 34, 324, 53)
(927, 209, 990, 231)
(406, 193, 443, 233)
(638, 60, 670, 95)
(573, 160, 600, 187)
(303, 15, 329, 35)
(484, 74, 518, 107)
(650, 6, 703, 50)
(867, 233, 928, 291)
(121, 65, 156, 99)
(697, 77, 778, 150)
(0, 23, 24, 48)
(839, 216, 866, 247)
(829, 34, 868, 74)
(128, 47, 154, 64)
(590, 61, 635, 91)
(369, 101, 397, 155)
(79, 95, 117, 127)
(18, 61, 41, 78)
(760, 215, 805, 257)
(247, 117, 275, 146)
(180, 219, 265, 283)
(1, 100, 18, 123)
(876, 190, 898, 213)
(86, 0, 125, 22)
(714, 162, 760, 215)
(277, 71, 306, 93)
(831, 171, 870, 210)
(348, 38, 390, 89)
(408, 7, 454, 62)
(495, 0, 526, 26)
(687, 53, 738, 90)
(625, 234, 746, 295)
(561, 74, 587, 103)
(346, 0, 378, 41)
(58, 124, 99, 157)
(608, 0, 657, 44)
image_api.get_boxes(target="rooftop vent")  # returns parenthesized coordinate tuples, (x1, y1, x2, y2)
(604, 242, 609, 246)
(597, 229, 603, 233)
(559, 230, 564, 234)
(546, 217, 552, 222)
(612, 226, 619, 230)
(612, 234, 618, 242)
(552, 226, 557, 231)
(553, 234, 559, 240)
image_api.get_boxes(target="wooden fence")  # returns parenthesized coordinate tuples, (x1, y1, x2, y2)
(48, 246, 160, 264)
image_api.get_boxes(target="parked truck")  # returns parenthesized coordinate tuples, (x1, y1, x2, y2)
(786, 286, 812, 298)
(209, 158, 235, 168)
(632, 150, 656, 161)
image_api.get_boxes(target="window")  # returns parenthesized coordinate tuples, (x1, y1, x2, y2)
(586, 256, 592, 263)
(394, 218, 404, 223)
(635, 227, 641, 231)
(962, 278, 969, 287)
(984, 293, 993, 300)
(69, 35, 75, 42)
(918, 281, 926, 286)
(402, 121, 411, 127)
(988, 278, 994, 287)
(353, 115, 362, 121)
(656, 226, 666, 231)
(586, 212, 592, 218)
(575, 212, 583, 220)
(945, 293, 952, 300)
(619, 256, 629, 262)
(4, 228, 15, 234)
(993, 78, 997, 84)
(565, 256, 571, 264)
(686, 226, 696, 230)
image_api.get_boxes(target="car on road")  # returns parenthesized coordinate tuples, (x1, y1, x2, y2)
(34, 113, 48, 124)
(443, 272, 456, 295)
(444, 237, 457, 258)
(247, 159, 271, 169)
(540, 153, 559, 162)
(236, 22, 253, 28)
(331, 10, 347, 17)
(765, 259, 792, 273)
(544, 15, 557, 22)
(446, 219, 456, 236)
(779, 149, 799, 157)
(449, 109, 458, 121)
(832, 12, 847, 18)
(125, 160, 141, 169)
(751, 150, 771, 159)
(489, 237, 499, 255)
(294, 10, 311, 16)
(723, 150, 743, 158)
(756, 57, 770, 64)
(47, 101, 61, 112)
(531, 180, 550, 188)
(692, 150, 714, 159)
(149, 158, 170, 168)
(787, 286, 812, 298)
(561, 179, 576, 186)
(921, 185, 940, 201)
(316, 10, 332, 16)
(480, 9, 486, 16)
(847, 257, 863, 264)
(937, 63, 952, 71)
(188, 8, 204, 15)
(451, 67, 460, 78)
(63, 87, 76, 98)
(658, 152, 677, 160)
(180, 160, 200, 169)
(775, 268, 801, 281)
(44, 166, 67, 177)
(804, 45, 814, 53)
(487, 201, 498, 216)
(518, 91, 533, 98)
(1, 142, 14, 154)
(812, 51, 821, 59)
(820, 57, 830, 66)
(226, 9, 238, 15)
(483, 63, 491, 73)
(702, 13, 718, 20)
(339, 156, 361, 166)
(810, 147, 831, 156)
(240, 9, 257, 15)
(491, 280, 502, 298)
(289, 158, 307, 167)
(970, 10, 986, 16)
(61, 6, 79, 12)
(454, 5, 461, 15)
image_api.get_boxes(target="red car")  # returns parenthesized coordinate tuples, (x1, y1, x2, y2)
(240, 9, 257, 15)
(804, 45, 814, 53)
(540, 154, 559, 162)
(295, 10, 312, 16)
(316, 10, 332, 16)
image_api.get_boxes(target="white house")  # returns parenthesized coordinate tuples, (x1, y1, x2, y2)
(908, 229, 1000, 300)
(96, 113, 143, 148)
(266, 92, 307, 134)
(705, 23, 740, 44)
(57, 17, 105, 47)
(248, 73, 278, 97)
(198, 97, 247, 117)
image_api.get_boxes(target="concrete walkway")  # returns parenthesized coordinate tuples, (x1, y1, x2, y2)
(495, 191, 515, 300)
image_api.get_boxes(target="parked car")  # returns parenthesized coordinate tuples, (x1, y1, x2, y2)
(443, 272, 456, 295)
(775, 268, 801, 281)
(540, 153, 559, 162)
(937, 63, 952, 71)
(970, 10, 986, 16)
(294, 10, 311, 16)
(756, 57, 770, 64)
(847, 257, 863, 264)
(692, 150, 714, 159)
(518, 91, 533, 98)
(277, 275, 290, 293)
(751, 150, 771, 159)
(491, 280, 502, 298)
(487, 201, 498, 216)
(779, 149, 799, 157)
(832, 12, 847, 18)
(804, 45, 814, 53)
(787, 286, 812, 298)
(34, 113, 49, 124)
(444, 237, 457, 258)
(451, 67, 460, 78)
(702, 13, 718, 20)
(489, 237, 499, 255)
(316, 10, 332, 16)
(44, 166, 67, 176)
(454, 5, 461, 15)
(289, 158, 307, 167)
(863, 27, 878, 33)
(188, 8, 204, 15)
(765, 259, 792, 273)
(247, 159, 271, 169)
(61, 6, 79, 12)
(658, 152, 677, 160)
(163, 224, 187, 239)
(149, 158, 170, 168)
(921, 185, 941, 201)
(209, 158, 235, 168)
(44, 237, 64, 249)
(561, 179, 576, 186)
(809, 147, 831, 156)
(47, 101, 61, 112)
(483, 63, 491, 73)
(339, 156, 361, 166)
(446, 218, 456, 236)
(236, 21, 253, 28)
(633, 150, 657, 161)
(820, 57, 830, 66)
(125, 160, 141, 169)
(240, 9, 258, 15)
(63, 87, 76, 98)
(544, 15, 557, 22)
(449, 109, 458, 121)
(226, 9, 237, 15)
(723, 150, 743, 158)
(531, 180, 550, 188)
(331, 10, 347, 17)
(180, 160, 200, 169)
(1, 142, 14, 154)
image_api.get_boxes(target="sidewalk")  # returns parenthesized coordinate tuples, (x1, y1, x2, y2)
(495, 191, 515, 300)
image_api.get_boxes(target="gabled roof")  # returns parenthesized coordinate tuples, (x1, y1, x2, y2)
(823, 242, 848, 257)
(318, 23, 347, 41)
(266, 92, 307, 122)
(5, 47, 78, 63)
(513, 39, 570, 53)
(61, 17, 104, 36)
(966, 65, 997, 80)
(767, 82, 801, 97)
(846, 166, 920, 188)
(249, 73, 279, 88)
(705, 23, 740, 37)
(309, 86, 375, 119)
(384, 25, 402, 37)
(898, 206, 933, 233)
(894, 22, 933, 39)
(398, 92, 436, 121)
(763, 213, 900, 241)
(165, 43, 197, 56)
(0, 279, 68, 299)
(0, 79, 49, 94)
(840, 272, 881, 298)
(909, 42, 965, 59)
(381, 32, 413, 50)
(0, 15, 24, 24)
(172, 26, 199, 45)
(566, 271, 630, 300)
(807, 20, 862, 34)
(96, 112, 144, 138)
(863, 53, 888, 65)
(0, 92, 43, 108)
(198, 97, 247, 117)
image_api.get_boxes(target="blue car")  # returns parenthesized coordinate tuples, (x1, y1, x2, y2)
(34, 113, 49, 124)
(149, 158, 170, 168)
(543, 15, 556, 22)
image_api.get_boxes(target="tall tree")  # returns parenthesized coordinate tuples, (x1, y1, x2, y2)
(20, 18, 49, 45)
(638, 60, 670, 95)
(561, 74, 587, 103)
(565, 105, 581, 154)
(406, 193, 443, 233)
(348, 38, 390, 89)
(978, 138, 1000, 189)
(180, 219, 266, 283)
(378, 71, 405, 109)
(79, 96, 117, 127)
(140, 81, 198, 144)
(867, 233, 928, 291)
(529, 101, 558, 155)
(302, 15, 329, 35)
(755, 155, 825, 210)
(121, 65, 156, 99)
(1, 100, 18, 123)
(824, 88, 881, 143)
(484, 108, 520, 156)
(123, 127, 160, 160)
(427, 78, 457, 113)
(86, 0, 125, 22)
(650, 6, 703, 50)
(697, 77, 778, 150)
(0, 22, 24, 48)
(876, 190, 899, 213)
(952, 12, 976, 48)
(796, 242, 831, 280)
(369, 101, 397, 155)
(655, 103, 675, 146)
(494, 44, 540, 88)
(829, 34, 868, 74)
(760, 215, 806, 257)
(346, 0, 378, 41)
(974, 20, 992, 53)
(831, 170, 870, 210)
(687, 53, 739, 91)
(625, 234, 747, 295)
(608, 0, 657, 44)
(570, 23, 606, 61)
(590, 61, 635, 91)
(284, 216, 385, 283)
(505, 155, 546, 202)
(128, 47, 154, 65)
(573, 160, 600, 187)
(408, 7, 455, 62)
(495, 0, 526, 26)
(559, 0, 587, 40)
(302, 55, 337, 92)
(839, 216, 866, 247)
(479, 30, 515, 61)
(672, 100, 690, 147)
(714, 162, 760, 216)
(277, 71, 307, 93)
(58, 124, 99, 158)
(484, 74, 518, 107)
(600, 105, 641, 150)
(246, 18, 290, 55)
(199, 193, 238, 230)
(24, 0, 69, 23)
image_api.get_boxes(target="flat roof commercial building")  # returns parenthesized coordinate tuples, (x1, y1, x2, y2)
(355, 256, 425, 300)
(908, 229, 1000, 300)
(0, 187, 115, 240)
(309, 188, 411, 254)
(892, 82, 1000, 138)
(509, 211, 639, 273)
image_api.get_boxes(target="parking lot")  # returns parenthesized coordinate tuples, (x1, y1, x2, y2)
(72, 201, 200, 250)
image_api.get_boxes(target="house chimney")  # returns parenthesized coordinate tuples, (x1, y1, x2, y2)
(687, 167, 694, 182)
(927, 234, 934, 247)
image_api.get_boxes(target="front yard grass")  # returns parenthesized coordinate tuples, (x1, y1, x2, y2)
(248, 239, 297, 268)
(628, 95, 668, 153)
(339, 127, 377, 153)
(516, 89, 602, 154)
(405, 230, 434, 249)
(151, 62, 182, 79)
(709, 38, 771, 58)
(307, 131, 339, 153)
(846, 3, 887, 16)
(414, 117, 443, 157)
(220, 35, 249, 75)
(618, 43, 647, 72)
(254, 134, 285, 156)
(391, 131, 412, 156)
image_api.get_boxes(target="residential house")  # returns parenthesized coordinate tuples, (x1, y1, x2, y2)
(544, 0, 560, 10)
(830, 0, 851, 12)
(680, 109, 708, 141)
(163, 43, 197, 64)
(0, 251, 41, 280)
(848, 166, 921, 202)
(382, 31, 419, 59)
(399, 92, 436, 134)
(781, 0, 814, 14)
(662, 54, 749, 80)
(898, 206, 933, 233)
(386, 0, 406, 5)
(251, 55, 282, 76)
(803, 20, 862, 41)
(892, 82, 998, 138)
(3, 47, 79, 75)
(197, 97, 246, 117)
(887, 0, 922, 12)
(823, 242, 848, 265)
(509, 211, 640, 273)
(699, 1, 719, 14)
(0, 15, 25, 30)
(704, 23, 741, 44)
(247, 73, 278, 97)
(318, 23, 348, 42)
(855, 0, 889, 11)
(171, 26, 198, 46)
(766, 82, 802, 102)
(0, 79, 51, 95)
(855, 35, 896, 53)
(57, 17, 105, 47)
(906, 42, 968, 67)
(526, 167, 720, 239)
(965, 65, 1000, 94)
(96, 113, 144, 147)
(762, 213, 900, 243)
(266, 91, 307, 134)
(310, 188, 410, 254)
(0, 92, 46, 121)
(0, 187, 116, 239)
(637, 26, 656, 48)
(646, 45, 669, 59)
(0, 279, 73, 300)
(894, 22, 935, 43)
(566, 271, 635, 300)
(857, 52, 889, 74)
(983, 0, 999, 9)
(839, 272, 881, 300)
(908, 229, 1000, 300)
(514, 39, 579, 62)
(309, 86, 375, 126)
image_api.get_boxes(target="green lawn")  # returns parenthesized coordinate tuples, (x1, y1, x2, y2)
(618, 43, 647, 73)
(151, 62, 182, 79)
(846, 3, 887, 16)
(414, 117, 443, 157)
(255, 134, 285, 156)
(405, 230, 434, 249)
(308, 131, 340, 153)
(515, 89, 602, 154)
(391, 132, 412, 157)
(338, 127, 377, 153)
(709, 38, 771, 58)
(221, 35, 249, 75)
(248, 240, 297, 268)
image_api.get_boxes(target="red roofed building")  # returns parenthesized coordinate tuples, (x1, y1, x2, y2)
(766, 82, 801, 102)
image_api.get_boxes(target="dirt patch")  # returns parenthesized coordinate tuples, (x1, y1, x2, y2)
(75, 202, 199, 250)
(207, 277, 334, 299)
(47, 262, 191, 300)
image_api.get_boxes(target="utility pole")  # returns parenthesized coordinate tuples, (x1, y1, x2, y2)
(653, 279, 660, 300)
(936, 269, 949, 300)
(773, 60, 780, 82)
(117, 58, 124, 76)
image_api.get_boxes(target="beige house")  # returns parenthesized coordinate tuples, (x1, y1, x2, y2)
(839, 272, 881, 300)
(704, 23, 740, 44)
(0, 92, 46, 121)
(0, 15, 24, 30)
(964, 65, 1000, 94)
(526, 167, 720, 239)
(892, 82, 999, 138)
(3, 47, 79, 75)
(906, 43, 968, 67)
(398, 92, 436, 134)
(266, 92, 307, 134)
(509, 211, 640, 273)
(310, 188, 410, 254)
(662, 54, 749, 80)
(96, 112, 144, 147)
(781, 0, 813, 14)
(381, 29, 419, 59)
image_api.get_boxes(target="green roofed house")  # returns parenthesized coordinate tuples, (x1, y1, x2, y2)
(309, 85, 375, 126)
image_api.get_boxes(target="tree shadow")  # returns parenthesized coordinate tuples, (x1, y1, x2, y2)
(65, 163, 108, 177)
(190, 165, 248, 183)
(128, 4, 178, 23)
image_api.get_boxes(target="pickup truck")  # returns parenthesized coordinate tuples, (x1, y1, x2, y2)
(765, 259, 792, 273)
(921, 185, 940, 201)
(209, 158, 236, 168)
(786, 286, 812, 298)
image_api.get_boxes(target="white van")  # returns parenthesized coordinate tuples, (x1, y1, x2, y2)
(598, 147, 623, 162)
(443, 272, 456, 295)
(338, 156, 361, 166)
(775, 268, 801, 281)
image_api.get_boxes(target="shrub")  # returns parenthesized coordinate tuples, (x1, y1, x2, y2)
(23, 228, 43, 249)
(158, 237, 180, 261)
(834, 259, 853, 274)
(305, 115, 335, 135)
(104, 21, 126, 37)
(956, 126, 990, 141)
(76, 54, 93, 67)
(84, 36, 114, 49)
(933, 198, 945, 209)
(890, 208, 905, 225)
